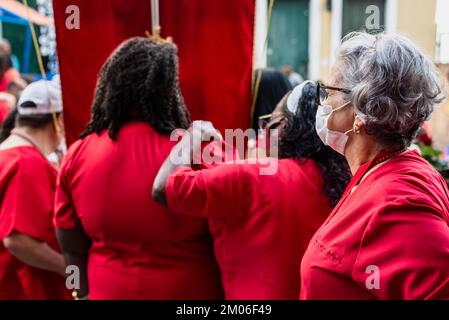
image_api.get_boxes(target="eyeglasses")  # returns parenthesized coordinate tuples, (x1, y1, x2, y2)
(258, 113, 285, 131)
(316, 82, 352, 105)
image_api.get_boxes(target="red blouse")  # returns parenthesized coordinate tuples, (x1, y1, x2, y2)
(300, 151, 449, 300)
(166, 158, 332, 299)
(0, 147, 68, 300)
(54, 122, 223, 300)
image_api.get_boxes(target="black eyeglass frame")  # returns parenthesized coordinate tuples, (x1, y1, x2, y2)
(316, 82, 352, 105)
(258, 113, 286, 131)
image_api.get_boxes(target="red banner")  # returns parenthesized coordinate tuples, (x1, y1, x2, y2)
(53, 0, 255, 145)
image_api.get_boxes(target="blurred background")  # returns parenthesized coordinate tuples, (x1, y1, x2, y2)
(253, 0, 449, 165)
(0, 0, 56, 76)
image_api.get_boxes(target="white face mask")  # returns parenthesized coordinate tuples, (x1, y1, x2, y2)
(315, 101, 353, 156)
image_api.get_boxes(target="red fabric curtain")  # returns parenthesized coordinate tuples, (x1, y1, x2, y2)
(53, 0, 255, 145)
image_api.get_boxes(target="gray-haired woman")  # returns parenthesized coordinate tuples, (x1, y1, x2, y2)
(300, 32, 449, 300)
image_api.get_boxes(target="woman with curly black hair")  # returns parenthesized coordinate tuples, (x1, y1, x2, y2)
(152, 81, 351, 299)
(278, 81, 350, 207)
(54, 37, 223, 300)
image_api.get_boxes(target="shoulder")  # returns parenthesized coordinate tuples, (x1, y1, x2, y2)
(229, 157, 322, 180)
(237, 158, 324, 191)
(275, 158, 323, 181)
(374, 151, 448, 203)
(63, 138, 88, 166)
(20, 148, 55, 176)
(361, 151, 449, 225)
(383, 150, 441, 179)
(201, 161, 252, 182)
(207, 158, 284, 181)
(58, 138, 91, 182)
(0, 147, 23, 178)
(173, 162, 258, 191)
(357, 151, 449, 243)
(0, 147, 55, 181)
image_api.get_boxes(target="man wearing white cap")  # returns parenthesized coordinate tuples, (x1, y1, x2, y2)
(0, 78, 64, 165)
(0, 79, 69, 300)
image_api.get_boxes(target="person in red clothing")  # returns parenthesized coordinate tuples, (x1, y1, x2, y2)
(54, 37, 224, 300)
(0, 43, 26, 94)
(300, 32, 449, 300)
(0, 48, 25, 126)
(0, 79, 68, 300)
(0, 54, 20, 93)
(152, 81, 351, 299)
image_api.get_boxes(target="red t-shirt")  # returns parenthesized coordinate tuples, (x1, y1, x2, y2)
(300, 151, 449, 300)
(166, 158, 332, 299)
(54, 122, 223, 300)
(0, 146, 68, 300)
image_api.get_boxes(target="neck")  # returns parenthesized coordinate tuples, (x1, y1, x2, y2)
(14, 126, 59, 156)
(344, 136, 385, 175)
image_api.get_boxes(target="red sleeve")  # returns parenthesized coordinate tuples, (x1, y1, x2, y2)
(53, 142, 82, 230)
(0, 156, 55, 242)
(166, 164, 253, 218)
(193, 140, 240, 170)
(353, 201, 449, 300)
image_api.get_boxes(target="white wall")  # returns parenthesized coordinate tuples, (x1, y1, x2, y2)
(385, 0, 398, 33)
(254, 0, 268, 68)
(308, 0, 322, 80)
(330, 0, 343, 65)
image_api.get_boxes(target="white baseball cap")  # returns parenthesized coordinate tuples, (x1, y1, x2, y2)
(18, 78, 63, 115)
(286, 80, 313, 114)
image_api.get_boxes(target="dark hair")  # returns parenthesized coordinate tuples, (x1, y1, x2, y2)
(0, 102, 60, 143)
(81, 37, 191, 140)
(278, 82, 351, 207)
(252, 69, 292, 131)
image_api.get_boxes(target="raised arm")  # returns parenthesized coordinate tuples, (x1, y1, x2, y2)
(152, 121, 222, 207)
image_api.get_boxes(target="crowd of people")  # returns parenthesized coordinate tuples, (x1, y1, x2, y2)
(0, 31, 448, 300)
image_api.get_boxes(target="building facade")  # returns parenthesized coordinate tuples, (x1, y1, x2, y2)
(255, 0, 438, 81)
(255, 0, 449, 153)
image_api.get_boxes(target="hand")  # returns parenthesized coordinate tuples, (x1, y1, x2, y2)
(153, 121, 223, 207)
(177, 121, 222, 165)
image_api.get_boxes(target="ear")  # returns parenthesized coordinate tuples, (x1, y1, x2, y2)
(280, 117, 290, 130)
(353, 115, 365, 134)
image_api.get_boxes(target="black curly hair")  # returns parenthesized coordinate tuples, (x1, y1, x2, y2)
(81, 37, 191, 140)
(278, 82, 351, 207)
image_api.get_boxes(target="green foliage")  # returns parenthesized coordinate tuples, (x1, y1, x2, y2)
(421, 145, 449, 185)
